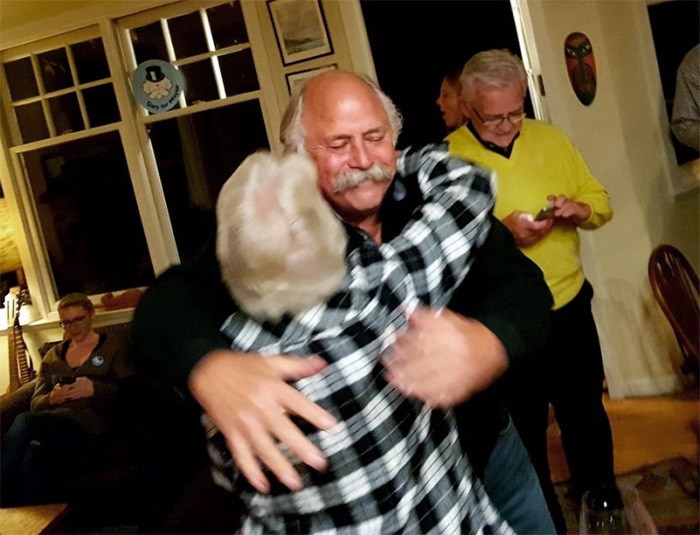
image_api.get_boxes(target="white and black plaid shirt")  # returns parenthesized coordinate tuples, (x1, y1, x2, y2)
(205, 144, 512, 534)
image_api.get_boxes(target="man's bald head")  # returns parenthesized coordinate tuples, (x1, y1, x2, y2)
(280, 70, 402, 155)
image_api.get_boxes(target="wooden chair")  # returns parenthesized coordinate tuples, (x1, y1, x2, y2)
(648, 244, 699, 377)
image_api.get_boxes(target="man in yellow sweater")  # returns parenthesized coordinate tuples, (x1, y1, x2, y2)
(447, 49, 614, 533)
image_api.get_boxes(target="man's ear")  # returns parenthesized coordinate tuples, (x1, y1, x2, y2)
(460, 99, 471, 118)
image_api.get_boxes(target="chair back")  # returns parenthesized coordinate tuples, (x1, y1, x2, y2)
(648, 245, 699, 374)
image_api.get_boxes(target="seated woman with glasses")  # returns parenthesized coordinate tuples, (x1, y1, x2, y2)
(0, 293, 135, 506)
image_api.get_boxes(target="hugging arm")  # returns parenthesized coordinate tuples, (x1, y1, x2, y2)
(131, 237, 337, 494)
(136, 144, 496, 493)
(376, 143, 495, 308)
(385, 217, 553, 407)
(215, 144, 496, 490)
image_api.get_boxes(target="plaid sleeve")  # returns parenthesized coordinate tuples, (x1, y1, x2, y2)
(360, 142, 495, 309)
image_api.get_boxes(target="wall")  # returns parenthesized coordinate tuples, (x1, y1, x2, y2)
(247, 0, 367, 132)
(0, 0, 177, 48)
(521, 0, 698, 398)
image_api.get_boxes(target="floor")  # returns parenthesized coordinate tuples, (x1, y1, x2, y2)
(547, 386, 699, 483)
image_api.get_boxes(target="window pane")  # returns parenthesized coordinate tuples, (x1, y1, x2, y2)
(38, 48, 73, 93)
(207, 2, 249, 49)
(4, 57, 39, 100)
(84, 84, 120, 127)
(71, 39, 110, 84)
(180, 60, 218, 104)
(131, 23, 169, 64)
(148, 101, 269, 260)
(49, 93, 83, 135)
(16, 102, 49, 143)
(218, 49, 258, 96)
(169, 12, 208, 58)
(22, 132, 153, 296)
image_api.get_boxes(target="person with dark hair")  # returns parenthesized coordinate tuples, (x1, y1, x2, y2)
(436, 66, 469, 133)
(0, 293, 134, 506)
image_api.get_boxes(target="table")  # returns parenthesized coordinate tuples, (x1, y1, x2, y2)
(0, 502, 69, 534)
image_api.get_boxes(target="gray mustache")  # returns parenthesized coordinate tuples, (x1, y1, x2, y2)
(333, 165, 393, 192)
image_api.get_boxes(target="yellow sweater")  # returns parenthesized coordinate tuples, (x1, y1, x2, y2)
(447, 120, 612, 309)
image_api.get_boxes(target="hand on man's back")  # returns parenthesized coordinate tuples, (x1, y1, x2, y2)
(383, 308, 509, 409)
(189, 350, 336, 493)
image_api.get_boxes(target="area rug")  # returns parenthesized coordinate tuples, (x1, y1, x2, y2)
(555, 456, 699, 534)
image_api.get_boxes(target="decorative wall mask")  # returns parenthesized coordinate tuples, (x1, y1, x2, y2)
(564, 32, 597, 106)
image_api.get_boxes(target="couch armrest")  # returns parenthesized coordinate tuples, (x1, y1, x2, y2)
(0, 380, 36, 438)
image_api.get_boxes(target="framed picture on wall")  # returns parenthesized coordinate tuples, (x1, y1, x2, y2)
(268, 0, 333, 66)
(286, 64, 337, 93)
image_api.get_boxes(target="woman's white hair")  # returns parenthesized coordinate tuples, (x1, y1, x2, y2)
(460, 49, 528, 102)
(216, 151, 347, 321)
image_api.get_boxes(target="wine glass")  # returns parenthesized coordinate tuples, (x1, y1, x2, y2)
(579, 482, 658, 534)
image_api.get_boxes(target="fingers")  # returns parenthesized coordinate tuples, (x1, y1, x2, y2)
(228, 436, 270, 494)
(232, 411, 308, 493)
(284, 386, 337, 432)
(384, 365, 449, 409)
(383, 362, 413, 397)
(266, 354, 329, 382)
(385, 312, 507, 408)
(189, 350, 335, 493)
(271, 387, 334, 472)
(383, 326, 431, 400)
(406, 306, 446, 329)
(255, 359, 338, 433)
(227, 388, 331, 493)
(272, 421, 328, 475)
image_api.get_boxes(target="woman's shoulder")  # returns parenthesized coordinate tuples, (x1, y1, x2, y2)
(93, 331, 127, 356)
(42, 339, 70, 360)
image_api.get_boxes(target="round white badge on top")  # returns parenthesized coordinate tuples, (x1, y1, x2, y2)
(132, 60, 186, 113)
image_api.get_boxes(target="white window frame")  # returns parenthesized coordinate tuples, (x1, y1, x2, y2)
(0, 1, 285, 318)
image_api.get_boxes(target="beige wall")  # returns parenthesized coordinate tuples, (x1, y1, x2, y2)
(0, 0, 176, 48)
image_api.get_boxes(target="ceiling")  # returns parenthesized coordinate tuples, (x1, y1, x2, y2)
(0, 0, 94, 34)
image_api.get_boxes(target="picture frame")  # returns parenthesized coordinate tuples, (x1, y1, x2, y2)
(268, 0, 333, 66)
(286, 64, 337, 93)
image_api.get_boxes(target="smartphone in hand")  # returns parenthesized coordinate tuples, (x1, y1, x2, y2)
(535, 205, 555, 221)
(58, 376, 76, 385)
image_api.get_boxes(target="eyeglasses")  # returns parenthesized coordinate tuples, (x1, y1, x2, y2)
(471, 107, 526, 128)
(59, 315, 88, 329)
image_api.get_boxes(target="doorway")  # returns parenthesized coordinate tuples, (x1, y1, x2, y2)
(360, 0, 526, 148)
